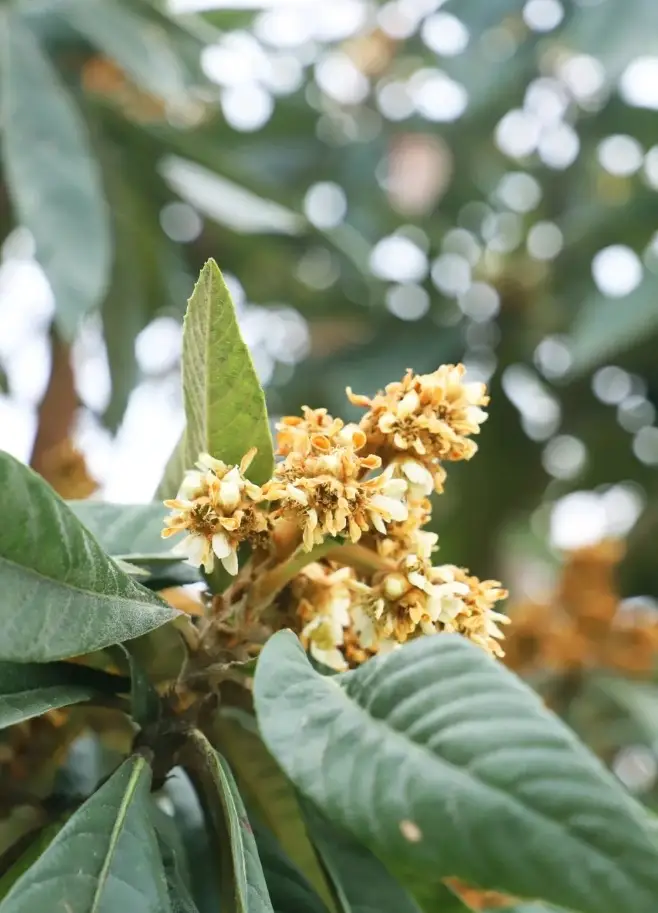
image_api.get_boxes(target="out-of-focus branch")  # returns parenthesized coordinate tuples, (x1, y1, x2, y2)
(30, 324, 97, 499)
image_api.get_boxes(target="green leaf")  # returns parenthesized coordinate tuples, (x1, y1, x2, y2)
(213, 715, 336, 912)
(0, 817, 68, 902)
(159, 259, 274, 497)
(67, 501, 170, 556)
(60, 0, 188, 104)
(0, 661, 126, 730)
(254, 631, 658, 913)
(567, 277, 658, 375)
(591, 676, 658, 749)
(0, 10, 110, 340)
(302, 802, 421, 913)
(117, 645, 161, 728)
(163, 769, 221, 913)
(0, 754, 171, 912)
(153, 804, 200, 913)
(250, 817, 329, 913)
(182, 730, 274, 913)
(0, 452, 177, 662)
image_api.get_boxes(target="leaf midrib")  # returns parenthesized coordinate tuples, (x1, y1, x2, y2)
(90, 756, 147, 913)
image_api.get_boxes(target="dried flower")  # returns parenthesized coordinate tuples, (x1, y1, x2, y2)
(348, 364, 488, 491)
(162, 449, 268, 576)
(276, 406, 365, 457)
(263, 446, 408, 551)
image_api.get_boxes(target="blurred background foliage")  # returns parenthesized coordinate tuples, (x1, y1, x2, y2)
(3, 0, 658, 808)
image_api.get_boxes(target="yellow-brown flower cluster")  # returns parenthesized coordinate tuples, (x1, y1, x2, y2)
(162, 449, 268, 575)
(162, 364, 507, 671)
(348, 363, 489, 493)
(504, 540, 658, 677)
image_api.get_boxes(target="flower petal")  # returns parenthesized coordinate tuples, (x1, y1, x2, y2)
(221, 548, 239, 576)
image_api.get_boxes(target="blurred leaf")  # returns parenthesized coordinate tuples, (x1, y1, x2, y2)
(0, 9, 111, 340)
(160, 259, 274, 496)
(0, 754, 170, 912)
(567, 277, 658, 375)
(60, 0, 188, 104)
(255, 631, 658, 913)
(591, 676, 658, 749)
(302, 802, 422, 913)
(0, 660, 125, 730)
(67, 500, 169, 555)
(0, 452, 177, 662)
(161, 156, 305, 235)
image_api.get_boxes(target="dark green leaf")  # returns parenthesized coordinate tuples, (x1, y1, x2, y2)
(213, 715, 336, 912)
(0, 817, 68, 902)
(153, 803, 199, 913)
(0, 452, 177, 662)
(158, 259, 274, 498)
(0, 10, 110, 339)
(0, 754, 171, 912)
(250, 816, 329, 913)
(0, 660, 125, 730)
(302, 802, 421, 913)
(67, 501, 170, 556)
(182, 729, 274, 913)
(163, 768, 221, 913)
(117, 645, 161, 728)
(254, 631, 658, 913)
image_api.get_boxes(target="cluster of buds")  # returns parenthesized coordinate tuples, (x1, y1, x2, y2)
(162, 365, 508, 671)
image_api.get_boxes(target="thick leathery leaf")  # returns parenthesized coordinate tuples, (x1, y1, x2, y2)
(182, 730, 274, 913)
(254, 631, 658, 913)
(213, 714, 336, 911)
(302, 803, 421, 913)
(0, 10, 110, 339)
(67, 501, 170, 556)
(0, 661, 125, 730)
(0, 452, 176, 662)
(250, 816, 329, 913)
(0, 755, 171, 912)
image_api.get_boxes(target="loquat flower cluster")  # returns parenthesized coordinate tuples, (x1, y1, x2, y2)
(162, 365, 508, 671)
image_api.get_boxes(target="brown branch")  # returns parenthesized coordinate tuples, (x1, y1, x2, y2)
(30, 325, 77, 483)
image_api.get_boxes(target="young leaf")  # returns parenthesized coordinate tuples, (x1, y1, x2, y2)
(67, 501, 171, 556)
(0, 452, 177, 662)
(0, 661, 125, 730)
(213, 715, 336, 912)
(0, 754, 171, 912)
(254, 631, 658, 913)
(302, 802, 422, 913)
(159, 259, 274, 498)
(0, 9, 110, 340)
(181, 730, 274, 913)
